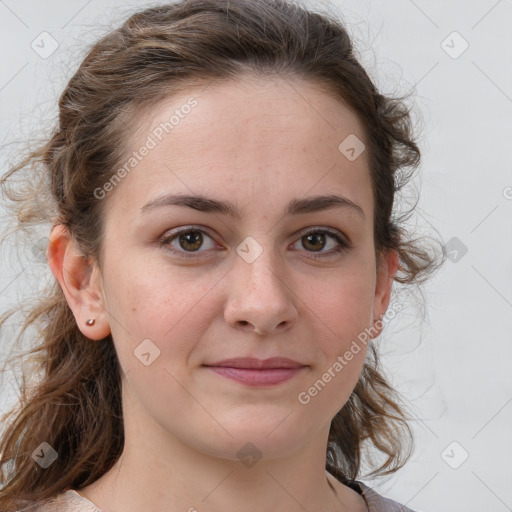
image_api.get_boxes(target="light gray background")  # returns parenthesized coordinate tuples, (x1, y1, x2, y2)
(1, 1, 511, 510)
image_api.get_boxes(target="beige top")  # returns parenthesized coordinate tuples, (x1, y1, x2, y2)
(25, 481, 416, 511)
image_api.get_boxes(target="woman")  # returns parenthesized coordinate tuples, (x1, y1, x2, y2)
(0, 0, 441, 510)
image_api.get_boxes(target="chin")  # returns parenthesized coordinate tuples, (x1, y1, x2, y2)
(188, 419, 313, 463)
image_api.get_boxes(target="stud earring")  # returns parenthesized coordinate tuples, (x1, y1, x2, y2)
(85, 318, 95, 326)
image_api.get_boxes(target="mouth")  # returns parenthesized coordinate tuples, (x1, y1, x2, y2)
(202, 357, 307, 387)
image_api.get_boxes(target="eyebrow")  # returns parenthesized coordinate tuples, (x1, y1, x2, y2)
(141, 193, 365, 219)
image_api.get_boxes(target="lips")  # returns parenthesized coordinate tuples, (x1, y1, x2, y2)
(203, 358, 307, 386)
(204, 357, 305, 369)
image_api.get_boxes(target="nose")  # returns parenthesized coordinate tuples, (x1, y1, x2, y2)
(224, 247, 298, 336)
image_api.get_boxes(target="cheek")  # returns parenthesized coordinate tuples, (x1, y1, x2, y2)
(102, 256, 220, 373)
(306, 267, 375, 345)
(296, 273, 373, 418)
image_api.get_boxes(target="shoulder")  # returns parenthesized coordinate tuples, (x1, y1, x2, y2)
(22, 490, 104, 512)
(349, 480, 417, 512)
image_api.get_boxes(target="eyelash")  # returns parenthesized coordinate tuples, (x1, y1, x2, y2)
(158, 226, 351, 260)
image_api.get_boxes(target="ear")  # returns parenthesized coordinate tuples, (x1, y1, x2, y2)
(370, 249, 400, 339)
(47, 224, 111, 341)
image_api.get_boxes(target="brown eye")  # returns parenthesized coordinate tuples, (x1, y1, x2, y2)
(178, 231, 203, 251)
(302, 232, 326, 251)
(292, 229, 349, 259)
(160, 227, 218, 258)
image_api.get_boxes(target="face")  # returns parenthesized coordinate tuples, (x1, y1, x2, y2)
(79, 75, 396, 461)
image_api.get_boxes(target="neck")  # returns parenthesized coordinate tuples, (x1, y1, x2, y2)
(77, 382, 367, 512)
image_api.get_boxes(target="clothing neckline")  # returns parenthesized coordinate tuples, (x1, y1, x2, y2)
(325, 470, 371, 511)
(347, 480, 372, 510)
(69, 475, 374, 512)
(68, 490, 104, 511)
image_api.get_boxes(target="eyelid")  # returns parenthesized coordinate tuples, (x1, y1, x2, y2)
(158, 225, 220, 258)
(159, 225, 351, 258)
(295, 226, 351, 246)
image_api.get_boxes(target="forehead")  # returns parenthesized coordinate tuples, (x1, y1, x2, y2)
(131, 74, 367, 151)
(107, 75, 372, 219)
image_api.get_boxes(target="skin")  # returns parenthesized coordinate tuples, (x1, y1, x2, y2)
(48, 74, 399, 512)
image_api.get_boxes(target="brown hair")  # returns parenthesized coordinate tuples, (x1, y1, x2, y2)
(0, 0, 443, 509)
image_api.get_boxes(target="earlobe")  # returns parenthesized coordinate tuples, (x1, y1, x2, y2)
(370, 249, 400, 339)
(47, 224, 111, 341)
